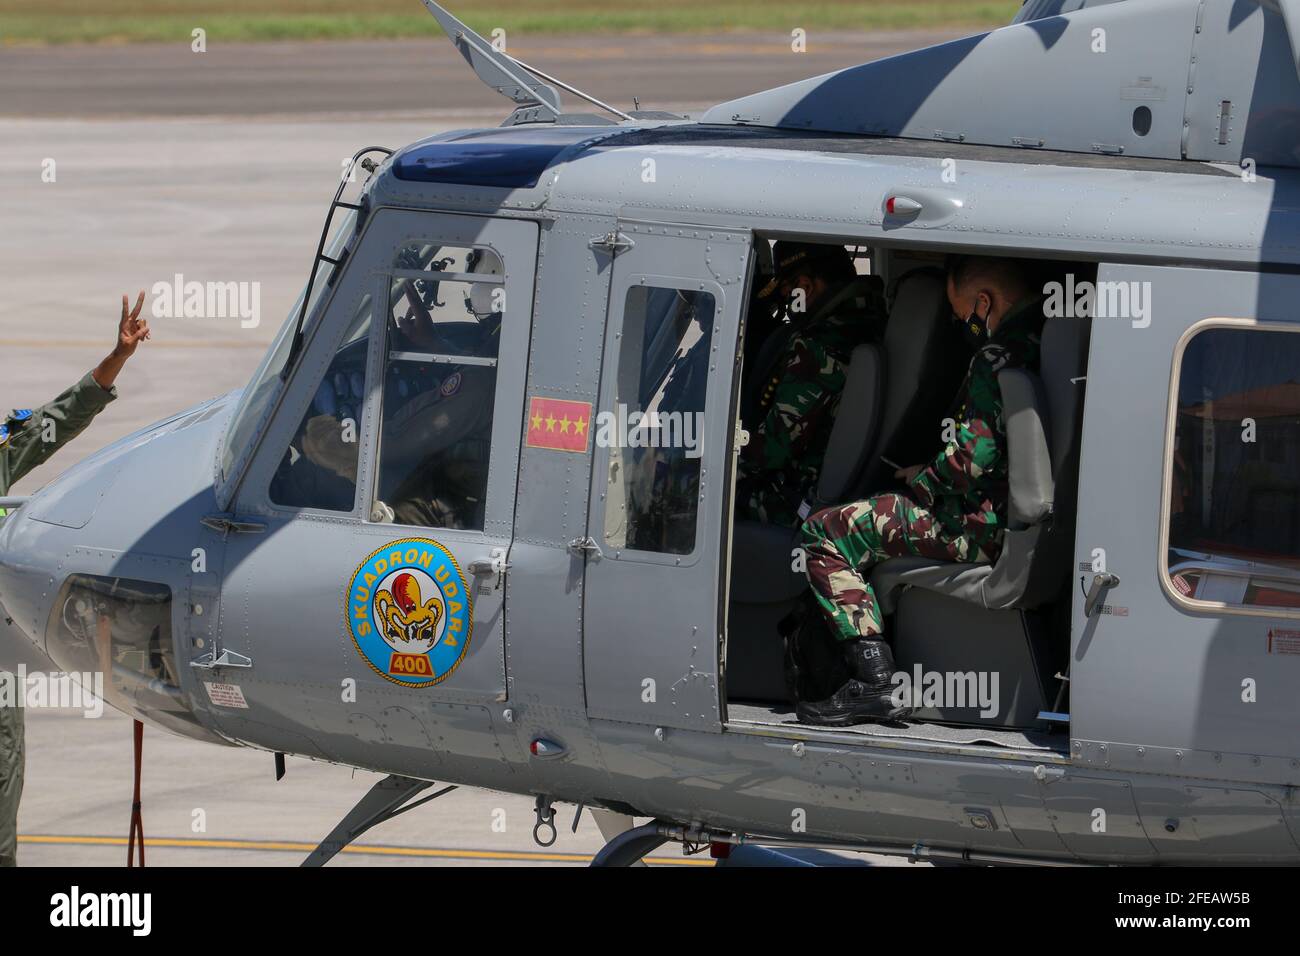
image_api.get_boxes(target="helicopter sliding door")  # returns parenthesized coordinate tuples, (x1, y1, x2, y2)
(1072, 263, 1300, 858)
(582, 221, 751, 731)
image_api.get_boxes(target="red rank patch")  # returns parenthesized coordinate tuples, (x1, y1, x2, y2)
(526, 397, 592, 453)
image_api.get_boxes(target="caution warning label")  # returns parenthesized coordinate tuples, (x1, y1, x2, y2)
(203, 681, 250, 709)
(1267, 628, 1300, 655)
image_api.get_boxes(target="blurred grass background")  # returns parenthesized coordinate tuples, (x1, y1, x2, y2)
(0, 1, 1019, 45)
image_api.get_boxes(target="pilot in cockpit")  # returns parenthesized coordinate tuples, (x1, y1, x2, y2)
(379, 258, 501, 530)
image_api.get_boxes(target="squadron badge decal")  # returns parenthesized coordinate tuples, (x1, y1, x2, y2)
(346, 538, 472, 687)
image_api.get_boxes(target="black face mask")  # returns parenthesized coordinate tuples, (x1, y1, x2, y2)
(959, 304, 990, 350)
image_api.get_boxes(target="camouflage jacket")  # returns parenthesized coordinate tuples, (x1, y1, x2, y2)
(907, 296, 1045, 553)
(0, 372, 117, 500)
(740, 277, 885, 508)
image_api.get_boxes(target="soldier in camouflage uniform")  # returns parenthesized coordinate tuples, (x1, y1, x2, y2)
(738, 241, 887, 526)
(794, 257, 1045, 726)
(0, 291, 150, 866)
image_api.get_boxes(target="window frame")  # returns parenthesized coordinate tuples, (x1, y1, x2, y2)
(599, 278, 720, 564)
(1159, 316, 1300, 620)
(264, 290, 378, 516)
(367, 239, 508, 535)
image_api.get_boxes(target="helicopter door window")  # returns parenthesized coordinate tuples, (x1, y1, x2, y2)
(268, 294, 373, 512)
(372, 242, 505, 531)
(603, 284, 717, 556)
(1165, 324, 1300, 612)
(388, 242, 504, 360)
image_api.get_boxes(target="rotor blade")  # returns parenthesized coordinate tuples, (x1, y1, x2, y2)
(420, 0, 562, 115)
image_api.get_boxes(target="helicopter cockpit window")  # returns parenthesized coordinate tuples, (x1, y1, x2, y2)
(268, 294, 373, 511)
(221, 207, 359, 484)
(372, 242, 503, 530)
(1167, 325, 1300, 611)
(603, 285, 717, 556)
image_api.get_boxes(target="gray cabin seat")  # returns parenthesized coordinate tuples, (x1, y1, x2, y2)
(854, 271, 968, 495)
(868, 315, 1090, 727)
(870, 315, 1089, 615)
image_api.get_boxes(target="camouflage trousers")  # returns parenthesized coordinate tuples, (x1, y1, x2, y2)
(800, 493, 986, 642)
(0, 702, 23, 867)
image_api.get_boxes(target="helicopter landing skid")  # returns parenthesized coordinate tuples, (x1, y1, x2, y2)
(301, 774, 456, 867)
(589, 821, 671, 867)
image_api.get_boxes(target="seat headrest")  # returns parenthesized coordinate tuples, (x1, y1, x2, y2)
(885, 271, 949, 353)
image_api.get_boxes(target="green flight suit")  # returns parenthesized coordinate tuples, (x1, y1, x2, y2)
(0, 371, 117, 866)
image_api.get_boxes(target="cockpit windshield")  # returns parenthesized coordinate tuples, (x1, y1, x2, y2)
(220, 146, 391, 489)
(219, 208, 359, 484)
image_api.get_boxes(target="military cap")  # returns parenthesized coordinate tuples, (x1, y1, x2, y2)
(757, 241, 854, 300)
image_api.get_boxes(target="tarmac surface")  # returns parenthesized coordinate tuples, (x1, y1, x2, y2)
(0, 30, 963, 866)
(0, 31, 966, 118)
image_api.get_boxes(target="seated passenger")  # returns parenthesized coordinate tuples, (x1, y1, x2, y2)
(793, 256, 1046, 726)
(737, 241, 887, 526)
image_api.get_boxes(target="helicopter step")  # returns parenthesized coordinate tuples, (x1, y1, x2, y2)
(301, 774, 456, 867)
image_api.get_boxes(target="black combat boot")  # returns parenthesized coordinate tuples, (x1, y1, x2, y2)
(781, 605, 849, 705)
(795, 638, 913, 726)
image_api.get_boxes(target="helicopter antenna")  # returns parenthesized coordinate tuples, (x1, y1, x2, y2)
(420, 0, 633, 122)
(504, 55, 635, 122)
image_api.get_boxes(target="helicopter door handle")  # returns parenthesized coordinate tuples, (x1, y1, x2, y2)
(567, 536, 602, 561)
(468, 553, 510, 591)
(589, 231, 634, 257)
(1083, 572, 1120, 617)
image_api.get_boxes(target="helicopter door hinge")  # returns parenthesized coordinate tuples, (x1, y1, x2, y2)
(589, 231, 634, 257)
(201, 514, 267, 535)
(734, 422, 750, 453)
(568, 536, 603, 561)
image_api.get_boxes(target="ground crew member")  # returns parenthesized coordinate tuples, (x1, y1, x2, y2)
(0, 291, 150, 866)
(737, 241, 887, 526)
(795, 257, 1044, 726)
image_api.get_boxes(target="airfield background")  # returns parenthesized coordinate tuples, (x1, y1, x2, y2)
(0, 0, 1014, 868)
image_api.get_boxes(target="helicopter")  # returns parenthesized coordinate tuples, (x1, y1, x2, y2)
(2, 0, 1300, 866)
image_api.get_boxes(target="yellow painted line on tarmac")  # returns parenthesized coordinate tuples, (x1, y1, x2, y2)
(0, 340, 266, 349)
(19, 833, 714, 866)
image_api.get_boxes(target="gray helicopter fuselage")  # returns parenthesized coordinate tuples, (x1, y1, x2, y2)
(3, 0, 1300, 865)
